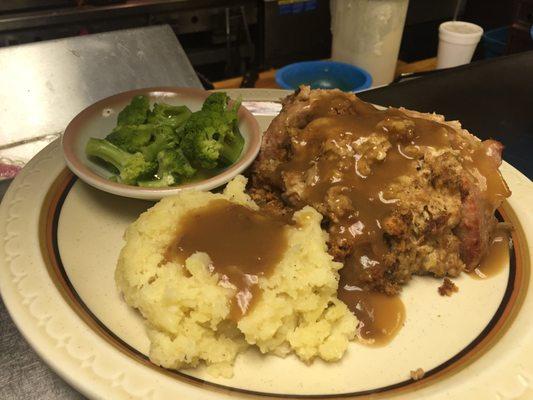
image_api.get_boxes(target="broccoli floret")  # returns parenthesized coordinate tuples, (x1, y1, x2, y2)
(218, 98, 244, 165)
(85, 138, 156, 185)
(158, 147, 196, 178)
(219, 128, 244, 165)
(201, 92, 228, 113)
(226, 98, 240, 126)
(141, 125, 180, 162)
(181, 94, 244, 169)
(147, 103, 192, 128)
(138, 148, 196, 188)
(106, 124, 153, 153)
(202, 93, 240, 127)
(117, 95, 150, 126)
(180, 112, 232, 169)
(86, 92, 241, 187)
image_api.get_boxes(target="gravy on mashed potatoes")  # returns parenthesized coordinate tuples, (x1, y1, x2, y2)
(115, 175, 357, 377)
(165, 199, 289, 321)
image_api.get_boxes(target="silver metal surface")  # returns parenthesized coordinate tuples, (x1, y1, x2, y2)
(0, 1, 249, 33)
(0, 25, 201, 400)
(0, 24, 201, 165)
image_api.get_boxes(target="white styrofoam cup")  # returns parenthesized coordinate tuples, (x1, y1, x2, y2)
(437, 21, 484, 69)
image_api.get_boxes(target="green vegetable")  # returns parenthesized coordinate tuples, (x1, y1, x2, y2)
(201, 92, 228, 113)
(180, 113, 230, 169)
(117, 95, 150, 126)
(157, 147, 196, 178)
(85, 138, 156, 185)
(181, 93, 244, 169)
(220, 125, 244, 165)
(106, 124, 154, 153)
(140, 125, 180, 162)
(85, 92, 244, 188)
(147, 103, 192, 127)
(219, 98, 243, 165)
(138, 148, 196, 187)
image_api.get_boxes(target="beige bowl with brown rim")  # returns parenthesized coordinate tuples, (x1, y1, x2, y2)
(62, 87, 261, 200)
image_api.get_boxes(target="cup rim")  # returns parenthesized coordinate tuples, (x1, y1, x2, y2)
(439, 21, 483, 38)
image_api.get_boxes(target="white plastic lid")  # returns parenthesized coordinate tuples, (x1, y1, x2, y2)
(439, 21, 484, 45)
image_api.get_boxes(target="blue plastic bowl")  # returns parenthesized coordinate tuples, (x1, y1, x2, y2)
(276, 61, 372, 92)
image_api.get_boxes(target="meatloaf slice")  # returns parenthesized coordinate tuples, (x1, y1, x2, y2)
(248, 86, 510, 294)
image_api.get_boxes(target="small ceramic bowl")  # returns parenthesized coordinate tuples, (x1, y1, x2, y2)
(62, 87, 261, 200)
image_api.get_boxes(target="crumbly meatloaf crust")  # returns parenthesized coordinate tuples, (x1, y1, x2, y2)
(248, 86, 508, 294)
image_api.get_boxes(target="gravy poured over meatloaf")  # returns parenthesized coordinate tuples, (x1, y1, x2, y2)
(249, 86, 511, 299)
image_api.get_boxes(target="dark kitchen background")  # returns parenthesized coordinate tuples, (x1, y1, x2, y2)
(0, 0, 531, 86)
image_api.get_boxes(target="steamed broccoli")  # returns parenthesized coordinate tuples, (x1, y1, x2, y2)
(147, 103, 192, 127)
(140, 124, 180, 162)
(218, 98, 243, 165)
(106, 124, 154, 153)
(117, 95, 150, 126)
(181, 93, 244, 169)
(180, 113, 232, 169)
(159, 147, 196, 178)
(138, 148, 196, 187)
(219, 124, 244, 165)
(85, 92, 243, 188)
(85, 138, 156, 185)
(201, 92, 228, 113)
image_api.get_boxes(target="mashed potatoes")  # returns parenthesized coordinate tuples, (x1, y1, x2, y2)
(115, 176, 356, 377)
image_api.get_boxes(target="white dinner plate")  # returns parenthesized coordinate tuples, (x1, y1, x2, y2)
(0, 89, 532, 400)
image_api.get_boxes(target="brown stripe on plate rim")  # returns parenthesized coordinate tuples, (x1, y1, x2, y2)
(38, 169, 528, 399)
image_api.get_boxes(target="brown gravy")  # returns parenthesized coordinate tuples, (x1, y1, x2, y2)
(166, 199, 288, 321)
(339, 247, 406, 345)
(277, 95, 510, 344)
(281, 101, 509, 267)
(469, 142, 512, 205)
(338, 287, 405, 346)
(471, 228, 511, 279)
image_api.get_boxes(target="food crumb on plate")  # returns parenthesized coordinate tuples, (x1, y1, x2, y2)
(410, 368, 425, 381)
(438, 277, 459, 296)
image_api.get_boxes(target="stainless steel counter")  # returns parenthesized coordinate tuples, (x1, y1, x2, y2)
(0, 24, 201, 166)
(0, 24, 201, 400)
